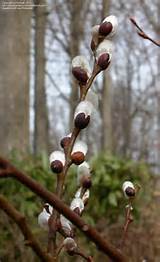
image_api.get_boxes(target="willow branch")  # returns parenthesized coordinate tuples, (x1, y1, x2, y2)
(0, 194, 53, 262)
(0, 157, 127, 262)
(130, 17, 160, 47)
(48, 63, 101, 253)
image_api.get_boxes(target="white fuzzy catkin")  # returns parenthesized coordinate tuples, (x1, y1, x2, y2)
(77, 161, 91, 185)
(101, 15, 118, 37)
(122, 181, 135, 192)
(82, 189, 90, 203)
(70, 197, 84, 213)
(49, 151, 65, 165)
(74, 187, 82, 198)
(122, 181, 135, 198)
(91, 25, 100, 37)
(74, 101, 93, 119)
(63, 237, 77, 251)
(91, 24, 100, 45)
(72, 141, 88, 155)
(74, 188, 90, 203)
(72, 56, 91, 77)
(96, 39, 113, 61)
(38, 209, 50, 230)
(44, 203, 53, 214)
(60, 215, 72, 234)
(86, 90, 99, 111)
(77, 161, 90, 175)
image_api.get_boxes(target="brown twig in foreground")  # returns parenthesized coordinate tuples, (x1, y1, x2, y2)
(130, 17, 160, 47)
(0, 194, 53, 262)
(0, 157, 127, 262)
(74, 250, 93, 261)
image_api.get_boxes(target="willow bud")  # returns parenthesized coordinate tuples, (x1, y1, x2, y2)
(122, 181, 135, 198)
(100, 15, 118, 38)
(75, 188, 90, 206)
(60, 133, 71, 149)
(74, 101, 93, 129)
(77, 161, 91, 186)
(63, 237, 77, 254)
(49, 151, 65, 173)
(60, 215, 73, 236)
(70, 197, 84, 215)
(82, 176, 92, 189)
(96, 39, 113, 70)
(72, 56, 91, 84)
(71, 141, 88, 165)
(38, 208, 50, 230)
(99, 21, 113, 36)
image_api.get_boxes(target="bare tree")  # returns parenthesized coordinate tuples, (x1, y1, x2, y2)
(0, 9, 31, 155)
(33, 0, 49, 154)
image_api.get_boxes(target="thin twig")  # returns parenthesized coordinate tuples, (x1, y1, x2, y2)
(74, 250, 94, 261)
(0, 194, 53, 262)
(120, 202, 133, 249)
(130, 17, 160, 47)
(0, 157, 127, 262)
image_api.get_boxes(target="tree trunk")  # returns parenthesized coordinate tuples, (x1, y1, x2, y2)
(100, 73, 113, 152)
(0, 9, 31, 155)
(100, 0, 112, 152)
(33, 0, 49, 154)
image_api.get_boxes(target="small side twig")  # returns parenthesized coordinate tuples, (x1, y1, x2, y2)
(74, 250, 94, 261)
(130, 17, 160, 47)
(0, 194, 53, 262)
(120, 202, 133, 249)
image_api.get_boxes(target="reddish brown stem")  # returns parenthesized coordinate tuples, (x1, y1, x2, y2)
(120, 203, 133, 249)
(74, 249, 93, 261)
(48, 63, 101, 254)
(0, 157, 127, 262)
(130, 17, 160, 47)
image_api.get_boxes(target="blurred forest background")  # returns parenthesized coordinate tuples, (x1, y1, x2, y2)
(0, 0, 160, 261)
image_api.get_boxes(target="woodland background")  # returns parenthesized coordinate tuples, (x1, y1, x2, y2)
(0, 0, 160, 261)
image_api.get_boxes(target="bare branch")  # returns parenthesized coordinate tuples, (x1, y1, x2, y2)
(45, 70, 69, 103)
(47, 20, 70, 54)
(0, 157, 127, 262)
(140, 0, 159, 31)
(0, 194, 53, 262)
(130, 17, 160, 47)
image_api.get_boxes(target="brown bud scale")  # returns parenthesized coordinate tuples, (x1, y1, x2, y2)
(72, 67, 89, 84)
(99, 21, 113, 36)
(50, 160, 63, 173)
(60, 136, 71, 148)
(75, 113, 90, 129)
(125, 187, 135, 197)
(82, 177, 92, 189)
(97, 53, 110, 70)
(71, 151, 85, 165)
